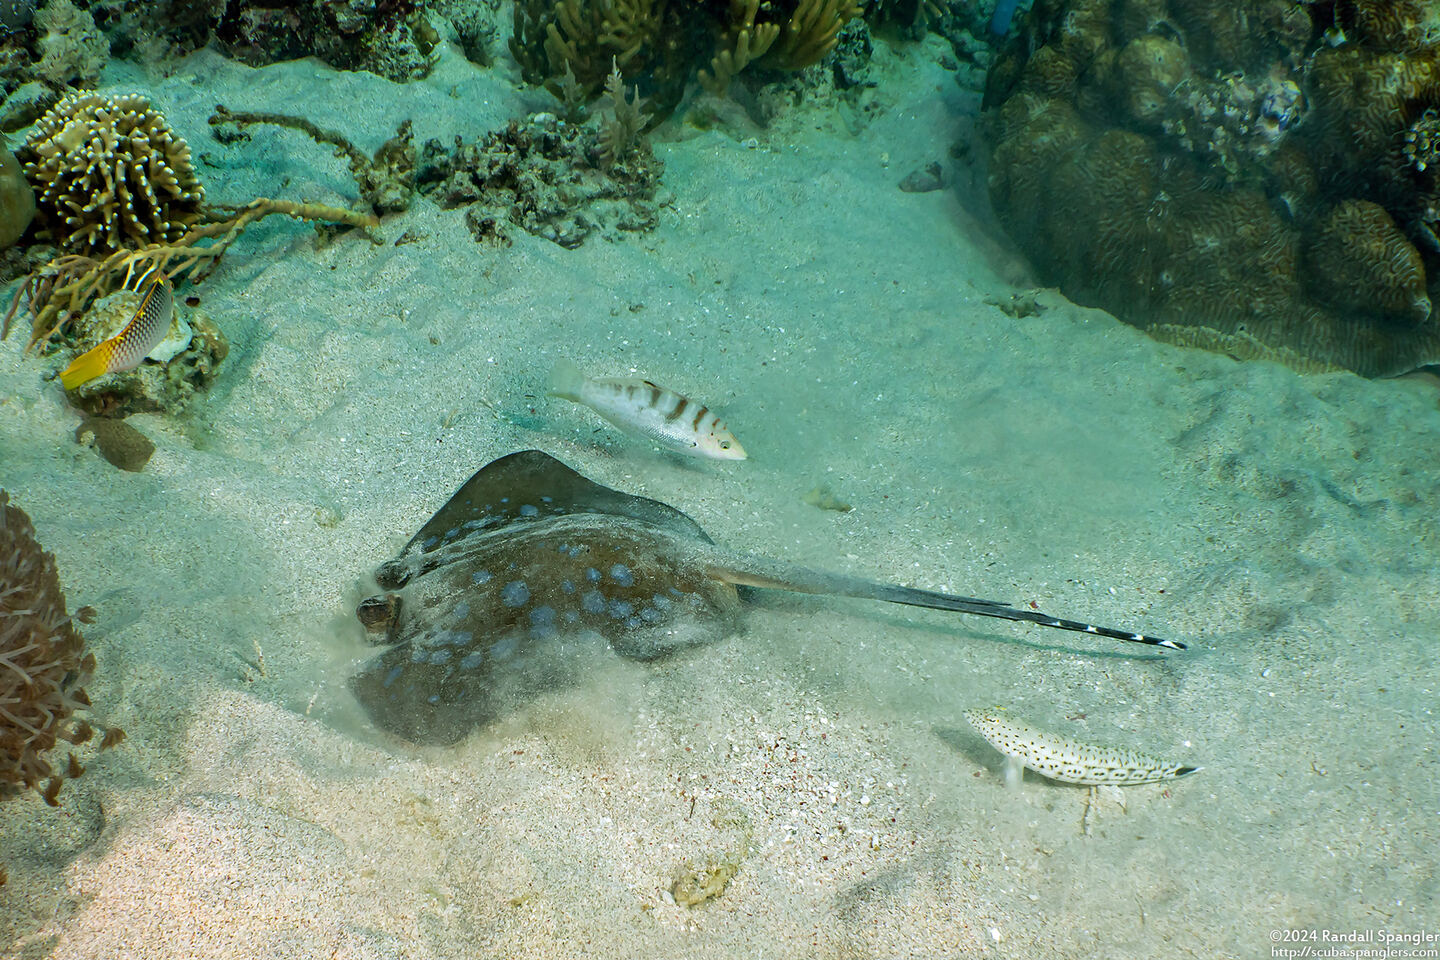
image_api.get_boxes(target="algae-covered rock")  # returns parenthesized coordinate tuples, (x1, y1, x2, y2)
(60, 289, 228, 417)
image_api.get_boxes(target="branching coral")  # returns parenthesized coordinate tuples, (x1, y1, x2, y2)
(20, 92, 204, 256)
(765, 0, 859, 70)
(698, 0, 780, 94)
(1, 490, 121, 811)
(511, 0, 862, 111)
(598, 62, 652, 165)
(209, 105, 416, 214)
(2, 198, 378, 351)
(511, 0, 667, 98)
(4, 93, 380, 355)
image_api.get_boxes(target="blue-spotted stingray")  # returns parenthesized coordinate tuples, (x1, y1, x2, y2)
(351, 450, 1180, 743)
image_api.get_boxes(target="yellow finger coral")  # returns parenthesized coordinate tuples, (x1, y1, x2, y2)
(20, 92, 205, 256)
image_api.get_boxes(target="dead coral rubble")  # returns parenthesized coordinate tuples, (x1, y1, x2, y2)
(418, 105, 664, 249)
(0, 490, 121, 814)
(984, 0, 1440, 377)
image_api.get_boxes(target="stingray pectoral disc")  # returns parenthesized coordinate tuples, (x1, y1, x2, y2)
(349, 451, 742, 744)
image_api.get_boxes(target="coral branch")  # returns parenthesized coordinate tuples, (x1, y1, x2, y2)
(2, 199, 378, 351)
(209, 106, 416, 213)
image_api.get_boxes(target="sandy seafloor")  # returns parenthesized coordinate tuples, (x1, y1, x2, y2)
(1, 31, 1437, 960)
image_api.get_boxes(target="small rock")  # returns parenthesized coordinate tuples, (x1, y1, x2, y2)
(899, 162, 945, 193)
(75, 416, 154, 472)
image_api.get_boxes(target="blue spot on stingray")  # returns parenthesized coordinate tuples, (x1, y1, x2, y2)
(520, 504, 538, 517)
(423, 536, 439, 549)
(429, 649, 452, 664)
(586, 567, 602, 582)
(383, 665, 403, 687)
(449, 630, 473, 646)
(428, 694, 440, 704)
(411, 647, 428, 662)
(626, 616, 642, 629)
(471, 570, 493, 585)
(652, 594, 672, 610)
(567, 545, 583, 558)
(500, 497, 509, 503)
(557, 542, 569, 553)
(460, 651, 485, 670)
(491, 633, 518, 660)
(668, 587, 684, 597)
(609, 563, 634, 587)
(563, 610, 579, 623)
(561, 579, 575, 594)
(541, 496, 553, 502)
(452, 601, 470, 620)
(607, 599, 634, 620)
(530, 605, 556, 627)
(501, 581, 530, 606)
(445, 527, 460, 540)
(640, 606, 663, 623)
(582, 589, 606, 614)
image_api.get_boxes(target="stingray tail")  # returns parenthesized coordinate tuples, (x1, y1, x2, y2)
(709, 555, 1184, 651)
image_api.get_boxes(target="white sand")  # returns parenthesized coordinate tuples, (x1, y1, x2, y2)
(2, 35, 1437, 960)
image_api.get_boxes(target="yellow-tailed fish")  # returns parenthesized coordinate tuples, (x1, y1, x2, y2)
(59, 272, 174, 391)
(963, 707, 1199, 789)
(547, 359, 747, 461)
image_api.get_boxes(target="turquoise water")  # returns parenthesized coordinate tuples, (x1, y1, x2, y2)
(2, 5, 1439, 958)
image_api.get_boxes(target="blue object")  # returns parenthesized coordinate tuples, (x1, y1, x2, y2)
(990, 0, 1021, 36)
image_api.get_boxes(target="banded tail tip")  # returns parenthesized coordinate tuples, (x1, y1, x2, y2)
(547, 359, 587, 401)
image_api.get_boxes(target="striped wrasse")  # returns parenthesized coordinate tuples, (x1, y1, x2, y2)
(548, 359, 747, 461)
(963, 708, 1199, 789)
(59, 271, 174, 390)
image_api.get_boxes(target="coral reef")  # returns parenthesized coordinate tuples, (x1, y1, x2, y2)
(30, 0, 107, 87)
(87, 0, 228, 63)
(1, 490, 120, 811)
(983, 0, 1440, 376)
(5, 89, 378, 356)
(19, 92, 205, 257)
(2, 197, 376, 350)
(213, 0, 438, 82)
(418, 107, 663, 249)
(510, 0, 861, 115)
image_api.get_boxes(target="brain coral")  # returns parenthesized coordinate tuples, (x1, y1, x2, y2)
(20, 92, 205, 256)
(1, 490, 110, 809)
(983, 0, 1440, 376)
